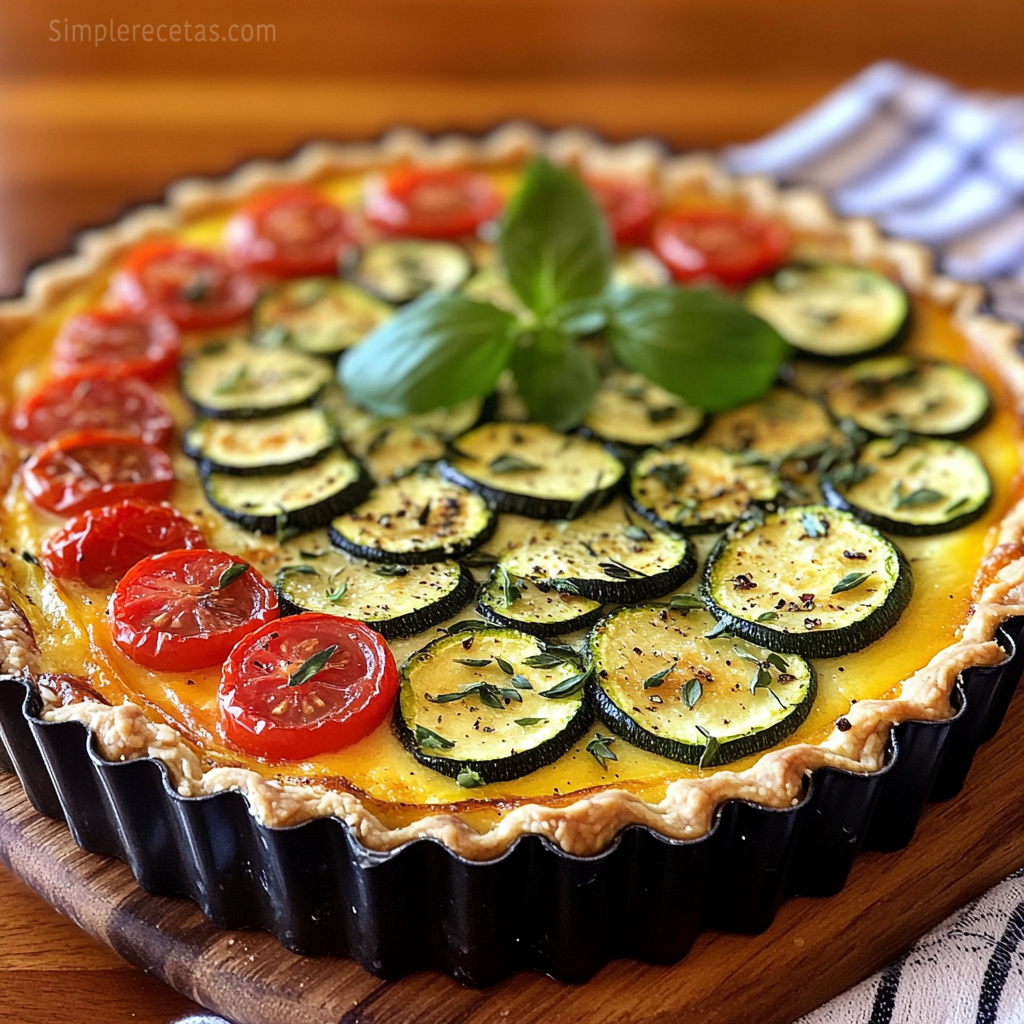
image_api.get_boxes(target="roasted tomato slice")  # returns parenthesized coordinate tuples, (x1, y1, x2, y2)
(218, 613, 398, 760)
(8, 370, 174, 448)
(652, 209, 789, 289)
(111, 549, 279, 672)
(109, 240, 257, 330)
(364, 167, 502, 239)
(587, 176, 660, 246)
(51, 308, 180, 382)
(226, 186, 353, 278)
(23, 430, 175, 517)
(42, 501, 207, 589)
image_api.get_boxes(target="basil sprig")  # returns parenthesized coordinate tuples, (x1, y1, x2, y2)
(340, 158, 788, 429)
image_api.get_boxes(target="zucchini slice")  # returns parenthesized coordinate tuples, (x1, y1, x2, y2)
(822, 436, 992, 536)
(329, 472, 496, 564)
(182, 407, 336, 475)
(253, 278, 392, 357)
(476, 567, 604, 638)
(489, 502, 696, 603)
(276, 554, 474, 639)
(629, 443, 781, 535)
(702, 505, 912, 658)
(350, 240, 472, 305)
(204, 449, 370, 533)
(182, 338, 334, 419)
(823, 356, 991, 439)
(582, 370, 706, 449)
(440, 422, 626, 520)
(394, 627, 592, 784)
(745, 264, 910, 359)
(589, 604, 816, 767)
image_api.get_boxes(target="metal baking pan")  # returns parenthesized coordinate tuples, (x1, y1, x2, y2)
(1, 614, 1022, 985)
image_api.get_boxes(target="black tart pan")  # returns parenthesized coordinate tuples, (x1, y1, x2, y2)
(1, 614, 1023, 986)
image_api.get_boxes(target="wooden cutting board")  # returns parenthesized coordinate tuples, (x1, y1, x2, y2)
(4, 681, 1024, 1024)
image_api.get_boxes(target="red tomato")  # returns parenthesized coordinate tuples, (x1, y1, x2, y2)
(110, 549, 279, 672)
(652, 209, 789, 289)
(109, 240, 257, 330)
(587, 176, 660, 246)
(42, 501, 207, 589)
(218, 613, 398, 761)
(51, 308, 180, 382)
(226, 186, 353, 278)
(8, 371, 174, 448)
(364, 168, 501, 239)
(23, 430, 175, 517)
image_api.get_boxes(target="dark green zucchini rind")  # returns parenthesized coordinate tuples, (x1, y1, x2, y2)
(629, 443, 782, 536)
(475, 569, 605, 638)
(347, 240, 473, 305)
(588, 604, 817, 767)
(181, 338, 334, 420)
(438, 422, 626, 521)
(823, 356, 992, 440)
(328, 472, 496, 564)
(821, 436, 992, 537)
(745, 264, 911, 361)
(701, 504, 913, 659)
(203, 449, 372, 534)
(182, 407, 337, 476)
(394, 628, 593, 784)
(276, 556, 475, 639)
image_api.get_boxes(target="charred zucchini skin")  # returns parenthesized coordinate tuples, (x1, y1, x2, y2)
(277, 563, 476, 640)
(557, 542, 698, 605)
(475, 579, 606, 638)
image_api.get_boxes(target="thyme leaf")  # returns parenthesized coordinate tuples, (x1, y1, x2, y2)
(288, 644, 339, 687)
(217, 562, 250, 589)
(415, 725, 455, 750)
(831, 571, 872, 595)
(586, 733, 618, 768)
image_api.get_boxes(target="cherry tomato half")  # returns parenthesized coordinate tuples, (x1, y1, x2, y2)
(364, 168, 502, 239)
(8, 370, 174, 448)
(111, 549, 279, 672)
(226, 186, 353, 278)
(42, 501, 207, 589)
(23, 430, 175, 517)
(51, 308, 180, 382)
(652, 209, 789, 289)
(109, 240, 257, 330)
(587, 176, 660, 246)
(219, 613, 398, 761)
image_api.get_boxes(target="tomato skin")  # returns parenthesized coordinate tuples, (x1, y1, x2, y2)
(652, 209, 789, 289)
(23, 430, 175, 517)
(51, 309, 180, 382)
(364, 168, 502, 239)
(219, 613, 398, 761)
(109, 240, 257, 330)
(111, 549, 279, 672)
(42, 501, 207, 589)
(8, 371, 174, 448)
(587, 176, 660, 246)
(226, 186, 353, 278)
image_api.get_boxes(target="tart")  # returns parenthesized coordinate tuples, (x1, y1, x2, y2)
(1, 126, 1024, 984)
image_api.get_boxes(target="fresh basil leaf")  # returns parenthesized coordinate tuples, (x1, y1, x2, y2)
(499, 158, 612, 316)
(606, 287, 788, 413)
(340, 293, 516, 416)
(510, 333, 600, 431)
(415, 725, 456, 750)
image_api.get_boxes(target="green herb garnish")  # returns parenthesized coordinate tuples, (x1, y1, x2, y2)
(642, 666, 673, 689)
(415, 725, 456, 750)
(374, 564, 409, 577)
(696, 725, 720, 769)
(515, 717, 549, 727)
(456, 769, 485, 789)
(288, 645, 338, 687)
(681, 677, 703, 709)
(487, 453, 542, 474)
(831, 571, 873, 595)
(217, 562, 250, 589)
(586, 733, 618, 769)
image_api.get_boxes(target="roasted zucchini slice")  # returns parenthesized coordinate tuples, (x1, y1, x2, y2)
(182, 407, 336, 475)
(590, 604, 816, 767)
(702, 504, 912, 658)
(350, 240, 472, 304)
(253, 278, 392, 357)
(394, 627, 592, 784)
(822, 436, 992, 536)
(329, 472, 496, 564)
(276, 553, 474, 639)
(182, 338, 334, 419)
(203, 449, 370, 534)
(476, 567, 604, 638)
(440, 422, 625, 520)
(745, 264, 910, 359)
(823, 355, 991, 439)
(629, 443, 781, 535)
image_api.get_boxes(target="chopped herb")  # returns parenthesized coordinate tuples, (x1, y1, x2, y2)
(217, 562, 250, 589)
(213, 364, 249, 394)
(549, 578, 581, 595)
(488, 453, 542, 474)
(494, 564, 522, 607)
(415, 724, 455, 750)
(456, 768, 484, 788)
(510, 673, 533, 690)
(650, 462, 689, 491)
(454, 658, 493, 668)
(696, 725, 720, 769)
(586, 733, 618, 768)
(705, 618, 734, 640)
(326, 579, 348, 602)
(374, 564, 410, 577)
(944, 496, 971, 515)
(750, 665, 774, 695)
(756, 611, 779, 622)
(642, 666, 673, 689)
(427, 681, 522, 709)
(801, 511, 829, 538)
(495, 656, 515, 676)
(893, 484, 944, 509)
(515, 717, 549, 727)
(288, 644, 339, 687)
(539, 670, 590, 699)
(624, 524, 652, 542)
(681, 677, 702, 709)
(831, 571, 873, 595)
(599, 558, 647, 579)
(523, 652, 571, 670)
(668, 593, 704, 612)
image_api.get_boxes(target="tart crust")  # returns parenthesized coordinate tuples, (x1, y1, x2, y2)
(2, 125, 1024, 860)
